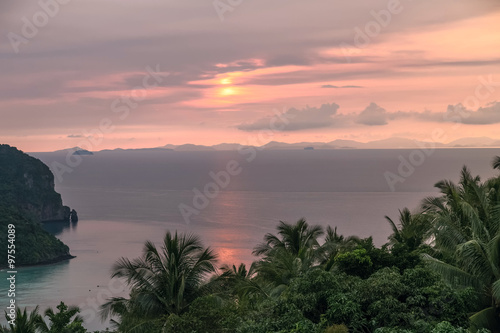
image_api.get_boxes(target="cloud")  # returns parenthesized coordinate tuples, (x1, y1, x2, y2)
(67, 134, 84, 138)
(242, 69, 391, 86)
(352, 102, 500, 126)
(237, 100, 500, 133)
(322, 84, 363, 88)
(353, 102, 500, 126)
(2, 0, 500, 150)
(401, 58, 500, 68)
(356, 103, 388, 126)
(266, 55, 312, 67)
(238, 103, 341, 131)
(439, 102, 500, 124)
(213, 59, 265, 74)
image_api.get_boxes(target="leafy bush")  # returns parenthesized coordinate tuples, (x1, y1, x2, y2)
(334, 248, 373, 278)
(324, 324, 349, 333)
(164, 296, 241, 333)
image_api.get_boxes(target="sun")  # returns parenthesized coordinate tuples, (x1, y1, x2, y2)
(220, 87, 236, 96)
(220, 78, 232, 85)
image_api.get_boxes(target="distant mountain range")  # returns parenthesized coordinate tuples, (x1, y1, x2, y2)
(55, 137, 500, 153)
(53, 147, 94, 155)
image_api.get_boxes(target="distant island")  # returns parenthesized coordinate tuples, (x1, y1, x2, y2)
(53, 146, 94, 155)
(52, 136, 500, 153)
(73, 149, 93, 155)
(0, 144, 76, 268)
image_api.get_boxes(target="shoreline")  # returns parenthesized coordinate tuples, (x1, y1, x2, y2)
(0, 254, 76, 270)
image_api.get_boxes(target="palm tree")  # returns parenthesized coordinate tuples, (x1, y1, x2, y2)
(38, 302, 85, 333)
(211, 263, 272, 306)
(385, 208, 430, 251)
(253, 218, 323, 259)
(1, 307, 43, 333)
(252, 218, 324, 288)
(421, 166, 500, 331)
(492, 156, 500, 170)
(100, 231, 218, 332)
(253, 247, 312, 290)
(216, 263, 259, 294)
(320, 226, 360, 271)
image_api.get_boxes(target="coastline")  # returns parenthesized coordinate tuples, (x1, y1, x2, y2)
(0, 254, 76, 270)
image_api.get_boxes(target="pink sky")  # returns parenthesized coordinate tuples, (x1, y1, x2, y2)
(1, 0, 500, 152)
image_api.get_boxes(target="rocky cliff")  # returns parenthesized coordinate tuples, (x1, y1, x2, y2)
(0, 144, 75, 267)
(0, 144, 73, 222)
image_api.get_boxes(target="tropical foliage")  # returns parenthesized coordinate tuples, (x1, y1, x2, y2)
(38, 302, 86, 333)
(3, 156, 500, 332)
(1, 303, 88, 333)
(421, 164, 500, 331)
(0, 144, 71, 268)
(99, 231, 218, 332)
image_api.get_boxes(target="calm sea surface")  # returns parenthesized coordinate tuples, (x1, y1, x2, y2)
(1, 148, 499, 330)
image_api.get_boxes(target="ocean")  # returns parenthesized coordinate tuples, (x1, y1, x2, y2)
(1, 148, 499, 330)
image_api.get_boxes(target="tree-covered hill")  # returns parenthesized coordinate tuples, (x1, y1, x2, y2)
(0, 144, 72, 222)
(0, 144, 74, 268)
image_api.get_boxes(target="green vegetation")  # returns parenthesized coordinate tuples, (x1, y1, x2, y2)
(95, 156, 498, 332)
(2, 152, 500, 332)
(100, 232, 218, 331)
(38, 302, 86, 333)
(0, 145, 73, 267)
(421, 166, 500, 331)
(0, 145, 69, 222)
(0, 206, 70, 266)
(1, 302, 91, 333)
(1, 307, 42, 333)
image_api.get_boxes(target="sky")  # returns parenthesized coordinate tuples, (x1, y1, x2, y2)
(1, 0, 500, 152)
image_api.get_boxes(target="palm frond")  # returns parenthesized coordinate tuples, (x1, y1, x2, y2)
(455, 240, 493, 283)
(422, 254, 484, 291)
(492, 156, 500, 170)
(491, 278, 500, 303)
(470, 307, 499, 332)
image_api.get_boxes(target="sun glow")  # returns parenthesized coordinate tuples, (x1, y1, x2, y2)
(220, 87, 237, 96)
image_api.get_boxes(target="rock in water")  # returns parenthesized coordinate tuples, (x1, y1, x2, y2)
(70, 209, 79, 222)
